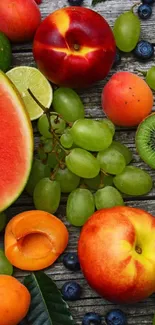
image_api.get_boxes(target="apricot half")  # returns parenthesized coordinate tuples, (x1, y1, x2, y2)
(5, 210, 69, 271)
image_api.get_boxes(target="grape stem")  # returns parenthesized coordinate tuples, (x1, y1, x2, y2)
(51, 165, 60, 181)
(27, 88, 72, 126)
(101, 169, 109, 176)
(131, 2, 141, 13)
(27, 88, 69, 156)
(51, 129, 69, 155)
(28, 88, 49, 113)
(99, 171, 104, 188)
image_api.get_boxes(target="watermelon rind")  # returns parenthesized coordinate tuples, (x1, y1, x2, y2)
(0, 70, 33, 212)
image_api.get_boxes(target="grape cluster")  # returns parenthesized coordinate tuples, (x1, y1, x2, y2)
(26, 87, 153, 227)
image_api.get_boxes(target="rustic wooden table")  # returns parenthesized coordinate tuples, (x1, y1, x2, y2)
(10, 0, 155, 324)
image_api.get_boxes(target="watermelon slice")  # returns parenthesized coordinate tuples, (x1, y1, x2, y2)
(0, 71, 33, 212)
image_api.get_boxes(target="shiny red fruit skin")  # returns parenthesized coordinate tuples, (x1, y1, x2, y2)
(0, 0, 41, 43)
(33, 7, 116, 88)
(78, 206, 155, 304)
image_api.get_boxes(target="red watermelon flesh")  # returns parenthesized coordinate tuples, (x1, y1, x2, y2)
(0, 71, 33, 211)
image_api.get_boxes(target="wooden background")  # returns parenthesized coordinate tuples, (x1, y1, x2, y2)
(10, 0, 155, 324)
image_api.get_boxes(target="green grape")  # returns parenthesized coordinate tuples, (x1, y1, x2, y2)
(109, 141, 133, 165)
(47, 145, 65, 168)
(95, 186, 124, 210)
(0, 249, 13, 275)
(99, 119, 115, 136)
(71, 119, 113, 151)
(67, 188, 95, 226)
(0, 212, 7, 232)
(113, 6, 140, 52)
(37, 114, 52, 138)
(97, 148, 126, 175)
(50, 114, 66, 134)
(84, 173, 102, 190)
(54, 167, 80, 193)
(33, 178, 61, 213)
(37, 146, 47, 161)
(114, 166, 152, 196)
(66, 148, 100, 178)
(26, 159, 51, 195)
(43, 138, 53, 153)
(38, 114, 66, 138)
(84, 173, 113, 190)
(60, 133, 73, 149)
(103, 175, 114, 187)
(53, 87, 85, 122)
(146, 66, 155, 90)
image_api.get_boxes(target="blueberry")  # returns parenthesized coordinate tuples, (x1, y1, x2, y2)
(134, 41, 154, 61)
(82, 312, 102, 325)
(138, 4, 152, 19)
(113, 49, 121, 67)
(142, 0, 155, 4)
(105, 309, 127, 325)
(63, 252, 80, 271)
(61, 281, 81, 301)
(68, 0, 84, 5)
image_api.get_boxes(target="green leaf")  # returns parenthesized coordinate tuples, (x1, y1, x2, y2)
(92, 0, 106, 5)
(24, 271, 74, 325)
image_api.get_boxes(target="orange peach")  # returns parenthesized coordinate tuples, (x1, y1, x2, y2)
(5, 210, 69, 271)
(102, 72, 153, 127)
(0, 275, 30, 325)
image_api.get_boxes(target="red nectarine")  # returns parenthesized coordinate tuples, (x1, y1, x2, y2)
(0, 0, 41, 43)
(78, 206, 155, 304)
(102, 72, 153, 127)
(33, 7, 116, 88)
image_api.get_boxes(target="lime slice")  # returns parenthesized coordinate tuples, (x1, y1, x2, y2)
(0, 32, 12, 72)
(6, 66, 53, 120)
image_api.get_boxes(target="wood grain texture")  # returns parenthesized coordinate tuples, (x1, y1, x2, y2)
(8, 0, 155, 324)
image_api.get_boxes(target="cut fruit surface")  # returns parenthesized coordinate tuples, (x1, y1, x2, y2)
(6, 66, 53, 120)
(136, 114, 155, 169)
(0, 71, 33, 212)
(5, 210, 69, 271)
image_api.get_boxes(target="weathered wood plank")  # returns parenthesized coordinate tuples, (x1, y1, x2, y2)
(4, 0, 155, 324)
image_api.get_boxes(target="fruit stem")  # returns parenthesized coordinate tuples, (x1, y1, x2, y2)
(51, 164, 60, 181)
(74, 44, 80, 51)
(51, 130, 69, 155)
(136, 69, 147, 77)
(99, 172, 104, 189)
(131, 2, 141, 13)
(28, 88, 69, 156)
(28, 88, 49, 113)
(101, 169, 109, 176)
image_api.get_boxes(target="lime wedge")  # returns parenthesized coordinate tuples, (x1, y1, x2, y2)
(6, 66, 53, 120)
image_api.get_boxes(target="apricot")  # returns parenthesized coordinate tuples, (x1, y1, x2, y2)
(5, 210, 69, 271)
(0, 275, 30, 325)
(102, 72, 153, 127)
